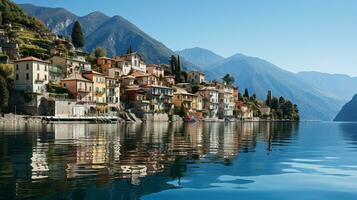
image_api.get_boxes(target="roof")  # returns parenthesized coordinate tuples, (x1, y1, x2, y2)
(188, 70, 205, 75)
(199, 86, 218, 92)
(143, 85, 173, 90)
(130, 70, 151, 77)
(14, 56, 49, 63)
(82, 70, 104, 76)
(173, 86, 196, 96)
(61, 73, 92, 82)
(98, 57, 114, 61)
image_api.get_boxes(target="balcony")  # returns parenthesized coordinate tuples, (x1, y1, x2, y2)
(95, 90, 105, 95)
(78, 88, 91, 93)
(35, 78, 46, 83)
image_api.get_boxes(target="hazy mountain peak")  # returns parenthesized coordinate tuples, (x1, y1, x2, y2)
(176, 47, 224, 67)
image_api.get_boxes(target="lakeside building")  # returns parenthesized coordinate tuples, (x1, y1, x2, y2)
(131, 70, 159, 86)
(197, 87, 219, 118)
(13, 56, 49, 93)
(187, 71, 205, 84)
(61, 72, 93, 103)
(113, 52, 146, 73)
(97, 57, 115, 76)
(218, 87, 234, 118)
(106, 77, 121, 112)
(146, 64, 164, 78)
(83, 71, 107, 104)
(48, 56, 91, 76)
(142, 85, 173, 112)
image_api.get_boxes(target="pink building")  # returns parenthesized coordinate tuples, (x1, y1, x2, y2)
(61, 72, 93, 103)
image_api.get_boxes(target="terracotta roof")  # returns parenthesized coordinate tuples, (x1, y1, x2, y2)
(61, 73, 92, 82)
(82, 70, 104, 76)
(98, 57, 114, 61)
(130, 70, 151, 77)
(14, 56, 48, 63)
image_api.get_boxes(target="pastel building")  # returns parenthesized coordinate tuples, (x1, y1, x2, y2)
(187, 71, 205, 84)
(115, 52, 146, 73)
(13, 56, 49, 93)
(48, 56, 91, 75)
(106, 77, 120, 111)
(61, 72, 93, 103)
(198, 87, 219, 118)
(83, 71, 107, 104)
(146, 64, 164, 78)
(97, 57, 115, 76)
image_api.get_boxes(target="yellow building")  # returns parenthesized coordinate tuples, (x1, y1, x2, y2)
(83, 71, 107, 104)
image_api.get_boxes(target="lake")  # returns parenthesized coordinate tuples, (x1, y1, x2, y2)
(1, 122, 357, 200)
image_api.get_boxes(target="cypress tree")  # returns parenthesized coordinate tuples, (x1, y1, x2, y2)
(244, 88, 249, 98)
(71, 21, 84, 48)
(170, 55, 176, 75)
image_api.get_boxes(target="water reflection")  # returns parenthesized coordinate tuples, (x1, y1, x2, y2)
(0, 122, 299, 199)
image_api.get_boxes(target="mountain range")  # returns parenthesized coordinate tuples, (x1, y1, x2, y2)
(177, 47, 357, 120)
(18, 3, 197, 70)
(18, 4, 355, 120)
(334, 94, 357, 121)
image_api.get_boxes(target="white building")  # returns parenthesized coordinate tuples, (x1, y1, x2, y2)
(114, 52, 146, 74)
(198, 87, 219, 118)
(218, 87, 234, 118)
(13, 56, 49, 93)
(187, 71, 205, 84)
(146, 64, 164, 78)
(48, 56, 91, 75)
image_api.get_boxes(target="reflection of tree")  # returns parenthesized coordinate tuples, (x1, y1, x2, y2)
(169, 156, 187, 185)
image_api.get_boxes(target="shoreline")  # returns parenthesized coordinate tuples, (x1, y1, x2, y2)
(0, 114, 301, 124)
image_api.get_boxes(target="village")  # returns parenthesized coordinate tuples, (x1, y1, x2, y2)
(0, 10, 298, 123)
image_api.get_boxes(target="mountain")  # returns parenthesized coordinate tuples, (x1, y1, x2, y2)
(206, 53, 343, 120)
(18, 4, 197, 70)
(18, 3, 77, 34)
(297, 71, 357, 102)
(334, 94, 357, 121)
(176, 47, 224, 67)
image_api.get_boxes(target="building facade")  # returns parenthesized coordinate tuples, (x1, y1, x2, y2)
(13, 56, 49, 93)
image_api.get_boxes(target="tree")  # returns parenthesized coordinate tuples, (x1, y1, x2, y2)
(243, 88, 249, 98)
(169, 55, 176, 75)
(176, 56, 181, 75)
(222, 74, 235, 86)
(271, 97, 280, 110)
(127, 45, 133, 54)
(94, 47, 106, 58)
(251, 93, 257, 101)
(71, 21, 84, 48)
(0, 76, 9, 115)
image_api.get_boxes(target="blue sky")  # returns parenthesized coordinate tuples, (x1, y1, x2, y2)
(14, 0, 357, 76)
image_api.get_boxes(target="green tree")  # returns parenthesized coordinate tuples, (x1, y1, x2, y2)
(71, 21, 84, 48)
(222, 74, 235, 86)
(271, 97, 280, 110)
(94, 47, 106, 58)
(0, 76, 9, 115)
(169, 55, 176, 75)
(127, 45, 133, 54)
(243, 88, 249, 98)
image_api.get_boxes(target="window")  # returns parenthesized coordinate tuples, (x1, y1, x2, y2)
(44, 75, 47, 81)
(37, 73, 39, 80)
(63, 83, 66, 87)
(16, 64, 18, 70)
(26, 73, 29, 80)
(16, 74, 19, 80)
(45, 65, 47, 71)
(26, 64, 29, 70)
(37, 64, 39, 70)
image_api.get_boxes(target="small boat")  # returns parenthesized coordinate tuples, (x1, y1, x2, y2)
(184, 115, 196, 123)
(202, 118, 224, 122)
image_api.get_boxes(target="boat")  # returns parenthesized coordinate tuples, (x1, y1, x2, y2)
(184, 115, 196, 123)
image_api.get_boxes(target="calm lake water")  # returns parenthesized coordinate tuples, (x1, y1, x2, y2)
(1, 122, 357, 200)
